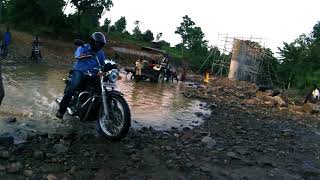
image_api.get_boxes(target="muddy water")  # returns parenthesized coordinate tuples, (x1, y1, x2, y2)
(0, 64, 209, 137)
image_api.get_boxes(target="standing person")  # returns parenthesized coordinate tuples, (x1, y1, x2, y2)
(165, 68, 172, 82)
(135, 57, 142, 82)
(171, 69, 178, 83)
(180, 69, 187, 83)
(304, 81, 320, 103)
(3, 27, 11, 47)
(1, 27, 11, 57)
(203, 70, 210, 85)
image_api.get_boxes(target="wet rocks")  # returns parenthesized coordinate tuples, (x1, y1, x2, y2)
(272, 96, 286, 107)
(6, 162, 23, 173)
(301, 161, 320, 176)
(83, 151, 90, 157)
(23, 170, 33, 177)
(208, 102, 218, 109)
(4, 117, 17, 124)
(227, 152, 240, 160)
(47, 174, 58, 180)
(53, 143, 69, 154)
(201, 136, 216, 148)
(195, 112, 204, 117)
(303, 103, 319, 114)
(0, 164, 6, 171)
(0, 136, 14, 145)
(33, 150, 44, 160)
(233, 146, 250, 156)
(0, 150, 10, 159)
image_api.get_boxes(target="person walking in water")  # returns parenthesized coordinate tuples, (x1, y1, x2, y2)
(135, 57, 142, 82)
(180, 69, 187, 83)
(1, 27, 11, 57)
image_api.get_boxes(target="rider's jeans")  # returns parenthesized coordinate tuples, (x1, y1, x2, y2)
(58, 70, 83, 114)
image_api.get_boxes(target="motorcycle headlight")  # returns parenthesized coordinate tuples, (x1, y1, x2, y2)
(108, 69, 119, 83)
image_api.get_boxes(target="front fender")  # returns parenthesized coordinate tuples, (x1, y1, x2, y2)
(107, 90, 124, 96)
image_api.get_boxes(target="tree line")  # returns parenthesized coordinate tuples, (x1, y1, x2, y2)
(0, 0, 318, 89)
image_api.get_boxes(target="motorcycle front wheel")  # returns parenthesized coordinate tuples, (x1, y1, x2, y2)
(98, 94, 131, 141)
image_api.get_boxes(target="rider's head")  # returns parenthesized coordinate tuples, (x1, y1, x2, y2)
(90, 32, 106, 52)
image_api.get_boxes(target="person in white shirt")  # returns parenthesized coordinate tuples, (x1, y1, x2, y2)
(305, 82, 320, 103)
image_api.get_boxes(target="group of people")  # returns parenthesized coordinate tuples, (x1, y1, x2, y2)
(0, 27, 42, 59)
(0, 28, 42, 106)
(134, 57, 187, 83)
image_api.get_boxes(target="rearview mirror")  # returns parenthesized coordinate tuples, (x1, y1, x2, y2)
(74, 39, 84, 47)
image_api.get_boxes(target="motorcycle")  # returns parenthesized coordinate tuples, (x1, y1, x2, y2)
(56, 40, 131, 141)
(31, 46, 41, 62)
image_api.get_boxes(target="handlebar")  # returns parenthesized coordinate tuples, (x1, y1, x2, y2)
(77, 55, 93, 60)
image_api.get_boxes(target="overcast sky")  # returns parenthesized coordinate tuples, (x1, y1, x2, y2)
(66, 0, 319, 53)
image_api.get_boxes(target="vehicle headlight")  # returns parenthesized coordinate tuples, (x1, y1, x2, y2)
(108, 69, 119, 83)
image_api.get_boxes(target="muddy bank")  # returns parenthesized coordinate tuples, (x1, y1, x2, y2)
(0, 78, 320, 179)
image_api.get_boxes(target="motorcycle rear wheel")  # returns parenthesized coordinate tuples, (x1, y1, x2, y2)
(98, 94, 131, 141)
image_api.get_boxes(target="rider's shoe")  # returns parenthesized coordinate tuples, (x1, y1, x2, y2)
(55, 111, 64, 119)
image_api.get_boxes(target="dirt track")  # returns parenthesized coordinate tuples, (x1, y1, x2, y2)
(0, 78, 319, 180)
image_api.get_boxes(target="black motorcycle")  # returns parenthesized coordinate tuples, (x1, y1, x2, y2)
(31, 46, 42, 62)
(56, 40, 131, 140)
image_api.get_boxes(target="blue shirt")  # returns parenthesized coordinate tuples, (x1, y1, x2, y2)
(73, 44, 106, 72)
(4, 32, 11, 46)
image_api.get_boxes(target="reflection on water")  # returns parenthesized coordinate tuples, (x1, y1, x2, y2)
(0, 64, 210, 134)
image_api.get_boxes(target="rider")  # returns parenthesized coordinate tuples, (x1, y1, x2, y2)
(56, 32, 107, 119)
(30, 35, 42, 58)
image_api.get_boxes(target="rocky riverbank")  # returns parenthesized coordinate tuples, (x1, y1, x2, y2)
(1, 78, 320, 180)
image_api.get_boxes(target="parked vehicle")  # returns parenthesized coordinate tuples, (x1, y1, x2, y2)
(126, 47, 171, 82)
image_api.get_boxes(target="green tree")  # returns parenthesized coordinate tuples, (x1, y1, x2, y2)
(142, 29, 154, 42)
(70, 0, 113, 35)
(175, 15, 209, 69)
(278, 21, 320, 89)
(175, 15, 208, 53)
(114, 16, 127, 33)
(175, 15, 195, 50)
(132, 20, 142, 39)
(8, 0, 65, 26)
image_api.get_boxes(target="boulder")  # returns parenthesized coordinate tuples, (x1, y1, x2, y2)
(201, 136, 217, 148)
(303, 103, 319, 114)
